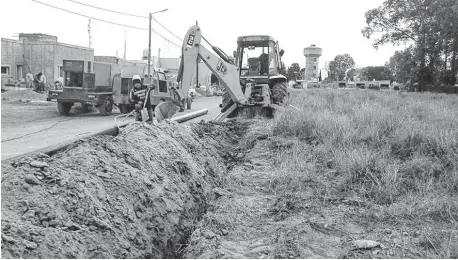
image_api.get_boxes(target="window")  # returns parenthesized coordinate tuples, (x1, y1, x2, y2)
(87, 62, 92, 73)
(58, 66, 64, 77)
(313, 58, 317, 62)
(1, 66, 10, 75)
(313, 66, 317, 70)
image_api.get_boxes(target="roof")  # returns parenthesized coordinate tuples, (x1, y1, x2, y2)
(237, 35, 276, 44)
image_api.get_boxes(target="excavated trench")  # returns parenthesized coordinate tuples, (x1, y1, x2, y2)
(1, 120, 250, 259)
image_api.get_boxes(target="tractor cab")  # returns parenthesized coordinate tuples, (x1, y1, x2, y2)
(235, 35, 285, 84)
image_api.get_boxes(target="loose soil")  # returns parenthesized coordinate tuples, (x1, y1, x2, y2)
(1, 120, 248, 258)
(1, 89, 48, 102)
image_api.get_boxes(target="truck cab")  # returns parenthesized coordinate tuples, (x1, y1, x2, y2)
(112, 67, 181, 114)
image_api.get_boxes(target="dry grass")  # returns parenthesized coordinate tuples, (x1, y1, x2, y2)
(260, 89, 458, 257)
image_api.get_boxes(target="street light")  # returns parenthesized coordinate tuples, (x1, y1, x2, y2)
(148, 8, 168, 77)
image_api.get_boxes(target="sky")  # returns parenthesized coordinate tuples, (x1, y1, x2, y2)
(1, 0, 406, 70)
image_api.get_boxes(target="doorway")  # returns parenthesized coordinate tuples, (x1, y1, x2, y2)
(17, 65, 23, 80)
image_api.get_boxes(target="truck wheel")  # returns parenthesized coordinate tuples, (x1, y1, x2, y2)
(119, 104, 132, 114)
(186, 98, 192, 110)
(99, 96, 113, 116)
(57, 102, 73, 116)
(82, 103, 92, 113)
(271, 81, 289, 105)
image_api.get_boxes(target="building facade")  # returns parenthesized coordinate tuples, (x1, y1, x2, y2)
(1, 33, 93, 87)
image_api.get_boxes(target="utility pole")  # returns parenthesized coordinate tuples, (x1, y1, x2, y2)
(196, 20, 199, 87)
(158, 48, 161, 68)
(123, 30, 127, 60)
(148, 13, 152, 77)
(88, 19, 92, 48)
(147, 9, 168, 77)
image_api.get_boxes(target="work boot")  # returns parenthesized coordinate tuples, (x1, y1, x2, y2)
(146, 109, 154, 123)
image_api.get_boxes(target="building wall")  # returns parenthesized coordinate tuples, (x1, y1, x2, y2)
(3, 39, 94, 83)
(1, 38, 24, 80)
(304, 56, 320, 80)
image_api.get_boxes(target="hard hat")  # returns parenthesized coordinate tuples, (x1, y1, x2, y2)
(132, 75, 142, 86)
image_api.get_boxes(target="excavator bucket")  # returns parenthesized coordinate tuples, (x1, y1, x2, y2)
(155, 101, 179, 122)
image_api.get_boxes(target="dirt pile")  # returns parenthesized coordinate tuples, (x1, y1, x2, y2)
(1, 120, 248, 258)
(1, 89, 47, 102)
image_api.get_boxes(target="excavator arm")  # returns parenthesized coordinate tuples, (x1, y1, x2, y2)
(176, 25, 248, 119)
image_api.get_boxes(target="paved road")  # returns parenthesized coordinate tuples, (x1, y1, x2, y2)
(1, 96, 222, 161)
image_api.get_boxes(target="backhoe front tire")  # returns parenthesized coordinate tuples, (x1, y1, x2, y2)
(271, 82, 289, 105)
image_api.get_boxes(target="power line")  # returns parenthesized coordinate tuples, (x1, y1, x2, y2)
(66, 0, 148, 18)
(153, 17, 183, 41)
(31, 0, 181, 48)
(67, 0, 183, 43)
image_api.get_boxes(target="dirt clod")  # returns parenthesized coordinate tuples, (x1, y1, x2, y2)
(24, 174, 40, 185)
(29, 161, 48, 168)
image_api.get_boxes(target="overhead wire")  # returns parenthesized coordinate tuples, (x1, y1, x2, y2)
(31, 0, 181, 48)
(66, 0, 148, 18)
(66, 0, 184, 44)
(152, 17, 183, 41)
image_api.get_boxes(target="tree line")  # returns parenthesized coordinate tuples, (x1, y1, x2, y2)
(363, 0, 458, 88)
(286, 0, 458, 88)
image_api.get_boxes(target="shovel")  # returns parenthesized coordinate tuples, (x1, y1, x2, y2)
(155, 101, 179, 122)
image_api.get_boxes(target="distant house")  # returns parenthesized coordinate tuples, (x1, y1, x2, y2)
(1, 33, 93, 87)
(143, 51, 212, 86)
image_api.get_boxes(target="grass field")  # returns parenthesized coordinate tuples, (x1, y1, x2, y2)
(246, 89, 458, 258)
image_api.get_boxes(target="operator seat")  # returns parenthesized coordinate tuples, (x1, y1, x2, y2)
(248, 57, 260, 75)
(259, 53, 269, 75)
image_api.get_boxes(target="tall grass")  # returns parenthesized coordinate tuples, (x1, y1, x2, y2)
(271, 89, 458, 222)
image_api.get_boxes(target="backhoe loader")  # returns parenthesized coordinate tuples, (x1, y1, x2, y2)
(174, 25, 289, 122)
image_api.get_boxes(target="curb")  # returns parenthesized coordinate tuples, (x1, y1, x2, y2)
(1, 125, 121, 164)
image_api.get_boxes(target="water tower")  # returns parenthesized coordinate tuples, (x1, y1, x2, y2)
(303, 44, 322, 80)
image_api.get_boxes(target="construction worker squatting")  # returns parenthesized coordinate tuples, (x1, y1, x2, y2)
(129, 75, 154, 122)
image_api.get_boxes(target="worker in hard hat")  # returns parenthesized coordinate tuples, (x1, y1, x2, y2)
(129, 75, 154, 122)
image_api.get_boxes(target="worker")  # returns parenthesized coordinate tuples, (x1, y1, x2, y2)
(39, 72, 47, 92)
(26, 71, 34, 88)
(129, 75, 154, 122)
(33, 72, 41, 92)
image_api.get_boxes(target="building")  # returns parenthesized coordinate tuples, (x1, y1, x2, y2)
(1, 33, 93, 87)
(303, 44, 322, 81)
(143, 50, 212, 86)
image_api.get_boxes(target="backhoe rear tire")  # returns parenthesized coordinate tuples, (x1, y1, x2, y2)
(271, 81, 289, 105)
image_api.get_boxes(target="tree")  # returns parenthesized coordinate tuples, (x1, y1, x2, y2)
(364, 66, 392, 81)
(280, 62, 287, 77)
(386, 47, 417, 83)
(362, 0, 458, 88)
(329, 54, 355, 81)
(287, 63, 301, 81)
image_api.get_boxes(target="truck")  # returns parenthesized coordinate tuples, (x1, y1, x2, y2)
(112, 66, 183, 114)
(47, 60, 118, 116)
(48, 59, 185, 117)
